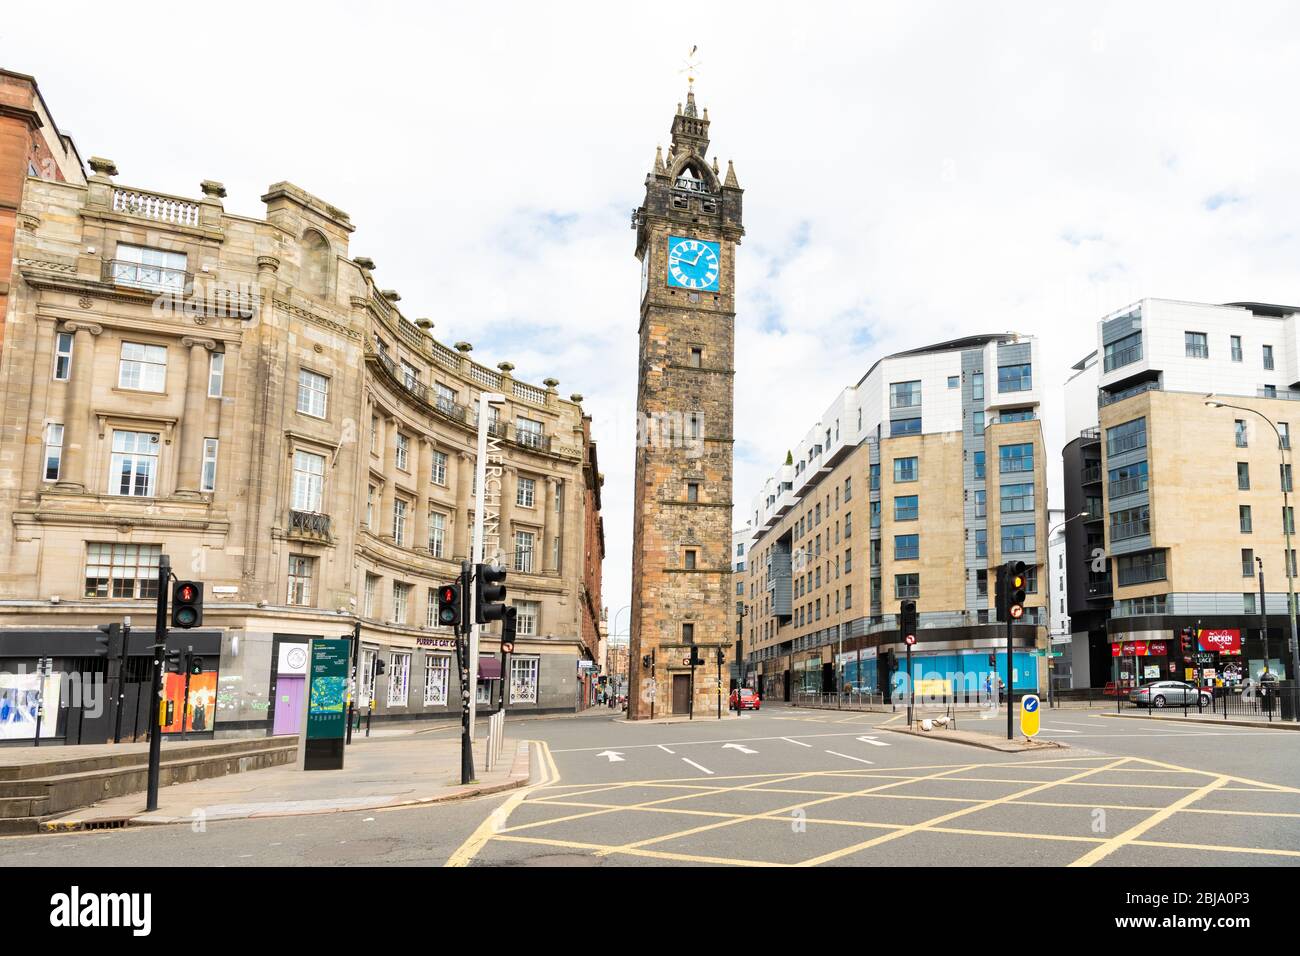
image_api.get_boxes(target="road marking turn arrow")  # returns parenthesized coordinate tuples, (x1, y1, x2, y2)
(596, 750, 625, 762)
(856, 735, 891, 747)
(722, 742, 758, 754)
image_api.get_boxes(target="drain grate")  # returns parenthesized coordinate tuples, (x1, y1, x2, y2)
(81, 818, 129, 831)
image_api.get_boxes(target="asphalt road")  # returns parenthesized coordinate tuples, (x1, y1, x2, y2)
(4, 705, 1299, 867)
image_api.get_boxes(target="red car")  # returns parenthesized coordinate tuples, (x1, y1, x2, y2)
(730, 688, 761, 711)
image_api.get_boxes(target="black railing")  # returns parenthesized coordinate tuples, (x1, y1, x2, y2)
(515, 427, 545, 450)
(289, 510, 331, 539)
(1103, 344, 1142, 372)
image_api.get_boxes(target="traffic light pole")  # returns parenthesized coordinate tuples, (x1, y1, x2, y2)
(1006, 614, 1014, 741)
(146, 555, 171, 812)
(345, 620, 360, 744)
(457, 562, 476, 785)
(180, 647, 193, 741)
(114, 618, 131, 744)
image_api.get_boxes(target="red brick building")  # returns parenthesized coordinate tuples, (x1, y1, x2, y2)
(0, 69, 84, 353)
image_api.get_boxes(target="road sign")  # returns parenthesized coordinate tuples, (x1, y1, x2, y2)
(904, 634, 916, 646)
(1019, 694, 1040, 738)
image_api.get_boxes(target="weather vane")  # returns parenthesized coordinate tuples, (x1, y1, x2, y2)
(680, 45, 702, 90)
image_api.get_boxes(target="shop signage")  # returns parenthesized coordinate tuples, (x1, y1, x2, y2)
(1198, 629, 1241, 655)
(1111, 641, 1167, 657)
(416, 637, 457, 650)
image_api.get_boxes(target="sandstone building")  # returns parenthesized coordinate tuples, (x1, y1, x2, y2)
(627, 85, 743, 719)
(0, 124, 603, 741)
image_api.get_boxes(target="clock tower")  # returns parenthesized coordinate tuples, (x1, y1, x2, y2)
(627, 84, 744, 719)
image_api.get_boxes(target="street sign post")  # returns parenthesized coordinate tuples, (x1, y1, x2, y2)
(1020, 694, 1041, 739)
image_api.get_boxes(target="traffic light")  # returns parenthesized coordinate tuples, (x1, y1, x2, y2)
(716, 647, 725, 665)
(1000, 561, 1027, 621)
(474, 564, 507, 624)
(374, 658, 386, 676)
(164, 648, 185, 674)
(95, 622, 123, 658)
(171, 581, 204, 629)
(437, 583, 461, 628)
(899, 600, 918, 642)
(189, 655, 204, 675)
(501, 605, 517, 652)
(994, 563, 1007, 620)
(642, 654, 652, 668)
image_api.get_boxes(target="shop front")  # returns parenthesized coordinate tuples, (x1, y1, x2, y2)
(1108, 638, 1173, 687)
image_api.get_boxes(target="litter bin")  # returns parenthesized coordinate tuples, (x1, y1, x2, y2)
(1261, 683, 1276, 716)
(1280, 680, 1297, 721)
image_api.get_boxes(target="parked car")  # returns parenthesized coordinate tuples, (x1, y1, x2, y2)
(730, 688, 761, 711)
(1129, 680, 1212, 709)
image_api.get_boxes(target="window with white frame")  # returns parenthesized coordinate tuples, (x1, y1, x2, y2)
(395, 432, 409, 471)
(514, 530, 535, 573)
(296, 368, 329, 418)
(291, 450, 325, 512)
(400, 359, 421, 391)
(424, 655, 450, 705)
(393, 498, 409, 546)
(366, 484, 376, 530)
(207, 351, 225, 397)
(360, 647, 376, 704)
(387, 652, 410, 706)
(517, 475, 536, 507)
(392, 581, 410, 624)
(201, 438, 219, 492)
(364, 573, 378, 617)
(514, 600, 539, 636)
(118, 342, 167, 392)
(431, 449, 447, 485)
(426, 587, 438, 628)
(111, 244, 187, 292)
(516, 417, 543, 449)
(43, 423, 63, 481)
(84, 543, 162, 599)
(109, 430, 160, 496)
(429, 511, 446, 558)
(53, 332, 73, 381)
(509, 656, 539, 703)
(287, 554, 314, 606)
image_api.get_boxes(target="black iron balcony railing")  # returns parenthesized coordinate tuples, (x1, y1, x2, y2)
(289, 510, 331, 539)
(1081, 464, 1103, 485)
(435, 395, 467, 422)
(515, 427, 545, 450)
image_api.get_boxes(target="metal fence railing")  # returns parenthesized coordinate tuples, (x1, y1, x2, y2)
(790, 690, 888, 711)
(1112, 681, 1299, 722)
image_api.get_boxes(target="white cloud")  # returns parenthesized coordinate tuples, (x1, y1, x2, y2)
(10, 0, 1300, 627)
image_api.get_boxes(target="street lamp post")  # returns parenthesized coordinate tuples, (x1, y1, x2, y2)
(1207, 397, 1300, 686)
(1045, 512, 1088, 708)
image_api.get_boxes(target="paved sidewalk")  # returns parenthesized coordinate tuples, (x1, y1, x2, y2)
(1103, 711, 1300, 731)
(41, 734, 531, 830)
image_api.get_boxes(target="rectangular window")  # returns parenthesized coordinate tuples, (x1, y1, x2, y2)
(296, 368, 329, 418)
(972, 371, 985, 401)
(891, 417, 921, 436)
(1264, 344, 1275, 370)
(894, 534, 919, 561)
(118, 342, 167, 392)
(1105, 418, 1147, 456)
(973, 489, 987, 518)
(291, 450, 325, 512)
(1001, 523, 1035, 554)
(392, 582, 410, 625)
(870, 500, 880, 529)
(1236, 462, 1250, 490)
(1231, 335, 1243, 362)
(844, 477, 852, 502)
(1242, 548, 1255, 577)
(515, 600, 539, 636)
(111, 244, 187, 292)
(975, 527, 987, 559)
(999, 443, 1034, 474)
(686, 482, 699, 503)
(689, 347, 703, 368)
(1244, 592, 1257, 615)
(1112, 505, 1151, 540)
(207, 352, 224, 397)
(972, 411, 984, 434)
(1240, 505, 1253, 533)
(400, 359, 421, 391)
(894, 495, 918, 521)
(201, 438, 218, 492)
(43, 423, 63, 481)
(510, 656, 539, 703)
(973, 451, 985, 479)
(364, 573, 378, 618)
(1280, 423, 1290, 450)
(287, 555, 314, 606)
(387, 653, 411, 706)
(893, 457, 919, 482)
(392, 498, 408, 546)
(431, 450, 448, 485)
(684, 549, 697, 570)
(1104, 331, 1142, 371)
(366, 485, 376, 531)
(424, 655, 450, 705)
(429, 511, 446, 558)
(109, 430, 160, 496)
(1236, 420, 1249, 448)
(998, 363, 1032, 392)
(948, 375, 959, 389)
(515, 530, 536, 573)
(516, 417, 544, 449)
(1185, 331, 1209, 358)
(84, 543, 162, 599)
(1284, 463, 1294, 493)
(870, 463, 880, 491)
(999, 408, 1034, 423)
(894, 573, 919, 600)
(53, 332, 73, 381)
(1285, 506, 1295, 536)
(395, 433, 410, 471)
(890, 380, 921, 409)
(1116, 551, 1166, 587)
(517, 476, 536, 507)
(1000, 481, 1034, 513)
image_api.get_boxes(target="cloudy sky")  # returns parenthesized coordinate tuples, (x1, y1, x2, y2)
(10, 1, 1300, 633)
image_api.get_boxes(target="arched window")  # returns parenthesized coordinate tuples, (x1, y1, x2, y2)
(301, 229, 332, 296)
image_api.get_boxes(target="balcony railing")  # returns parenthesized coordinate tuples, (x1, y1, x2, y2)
(1110, 519, 1150, 541)
(1103, 344, 1142, 372)
(515, 427, 545, 450)
(289, 510, 331, 539)
(102, 258, 192, 293)
(1107, 431, 1147, 455)
(1185, 343, 1209, 359)
(435, 395, 468, 423)
(1100, 380, 1161, 407)
(1107, 476, 1147, 499)
(1081, 465, 1103, 485)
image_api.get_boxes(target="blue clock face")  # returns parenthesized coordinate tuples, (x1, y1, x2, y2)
(666, 236, 720, 291)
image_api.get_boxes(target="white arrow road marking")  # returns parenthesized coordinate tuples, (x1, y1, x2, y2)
(682, 758, 714, 775)
(856, 735, 891, 747)
(657, 744, 676, 754)
(722, 742, 758, 754)
(597, 750, 626, 762)
(826, 750, 875, 765)
(781, 737, 812, 747)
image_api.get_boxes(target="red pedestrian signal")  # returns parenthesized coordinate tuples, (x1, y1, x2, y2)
(437, 584, 460, 628)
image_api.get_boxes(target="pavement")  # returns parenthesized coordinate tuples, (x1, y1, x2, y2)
(38, 732, 530, 829)
(4, 702, 1299, 867)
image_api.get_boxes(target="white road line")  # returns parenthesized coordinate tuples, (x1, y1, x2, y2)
(856, 735, 891, 747)
(657, 744, 676, 754)
(826, 750, 875, 765)
(781, 737, 812, 747)
(552, 730, 890, 753)
(682, 758, 714, 775)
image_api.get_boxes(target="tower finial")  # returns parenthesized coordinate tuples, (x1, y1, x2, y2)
(679, 44, 702, 114)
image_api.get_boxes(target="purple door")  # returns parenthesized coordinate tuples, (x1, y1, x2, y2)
(273, 674, 305, 736)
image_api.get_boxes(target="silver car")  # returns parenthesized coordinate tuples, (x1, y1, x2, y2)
(1129, 680, 1212, 708)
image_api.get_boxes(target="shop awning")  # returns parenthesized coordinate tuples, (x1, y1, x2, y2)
(478, 658, 503, 680)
